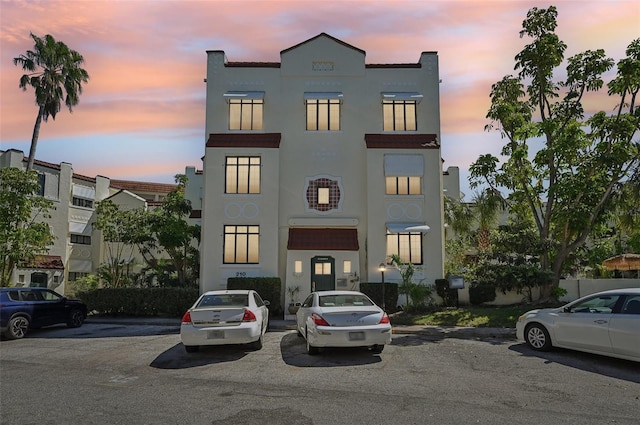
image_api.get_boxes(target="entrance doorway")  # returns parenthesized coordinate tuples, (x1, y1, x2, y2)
(311, 256, 335, 292)
(29, 272, 48, 288)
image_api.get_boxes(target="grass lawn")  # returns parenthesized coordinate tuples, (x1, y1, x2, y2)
(389, 305, 538, 328)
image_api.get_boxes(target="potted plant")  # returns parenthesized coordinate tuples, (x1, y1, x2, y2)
(287, 285, 300, 314)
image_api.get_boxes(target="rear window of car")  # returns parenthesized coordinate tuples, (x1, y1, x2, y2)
(319, 295, 374, 307)
(6, 291, 20, 301)
(197, 294, 249, 308)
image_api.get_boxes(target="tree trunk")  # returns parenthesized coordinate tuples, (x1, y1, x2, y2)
(27, 106, 44, 171)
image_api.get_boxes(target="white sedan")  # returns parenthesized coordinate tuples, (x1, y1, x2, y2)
(516, 288, 640, 362)
(180, 290, 269, 353)
(296, 290, 392, 355)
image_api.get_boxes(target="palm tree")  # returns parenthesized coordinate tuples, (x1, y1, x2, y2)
(472, 188, 505, 253)
(13, 33, 89, 171)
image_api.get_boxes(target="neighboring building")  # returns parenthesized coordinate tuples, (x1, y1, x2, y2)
(200, 33, 447, 306)
(0, 149, 179, 294)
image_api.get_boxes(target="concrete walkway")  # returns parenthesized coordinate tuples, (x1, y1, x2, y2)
(85, 315, 517, 340)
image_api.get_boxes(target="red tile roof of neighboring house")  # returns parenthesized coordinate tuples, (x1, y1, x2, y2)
(287, 228, 359, 251)
(22, 255, 64, 270)
(110, 179, 178, 194)
(207, 133, 281, 148)
(365, 134, 439, 149)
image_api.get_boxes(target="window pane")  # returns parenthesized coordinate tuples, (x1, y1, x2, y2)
(409, 177, 421, 194)
(383, 102, 394, 131)
(410, 234, 422, 263)
(318, 187, 330, 204)
(241, 104, 252, 129)
(329, 101, 340, 130)
(224, 233, 235, 263)
(253, 102, 263, 130)
(385, 177, 396, 195)
(229, 101, 241, 130)
(307, 103, 317, 130)
(405, 103, 417, 130)
(397, 178, 409, 195)
(394, 103, 405, 130)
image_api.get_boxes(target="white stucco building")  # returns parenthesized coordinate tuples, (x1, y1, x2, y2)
(0, 149, 178, 294)
(200, 33, 447, 305)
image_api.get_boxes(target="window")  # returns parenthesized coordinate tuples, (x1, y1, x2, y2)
(229, 98, 263, 130)
(381, 92, 421, 131)
(37, 173, 45, 196)
(386, 231, 422, 265)
(384, 155, 423, 195)
(305, 177, 342, 212)
(305, 93, 342, 131)
(70, 234, 91, 245)
(224, 225, 259, 264)
(225, 156, 261, 194)
(72, 197, 93, 208)
(383, 100, 417, 131)
(386, 176, 422, 195)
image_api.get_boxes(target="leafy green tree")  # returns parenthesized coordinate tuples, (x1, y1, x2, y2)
(0, 167, 54, 286)
(94, 175, 200, 288)
(470, 6, 640, 296)
(94, 200, 146, 287)
(13, 33, 89, 171)
(149, 175, 200, 287)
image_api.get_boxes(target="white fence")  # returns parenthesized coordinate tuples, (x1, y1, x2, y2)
(453, 278, 640, 305)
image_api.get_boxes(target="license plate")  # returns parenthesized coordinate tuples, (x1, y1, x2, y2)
(207, 330, 224, 339)
(348, 332, 365, 341)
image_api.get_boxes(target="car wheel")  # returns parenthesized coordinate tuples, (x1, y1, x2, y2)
(251, 329, 264, 350)
(525, 323, 552, 351)
(7, 316, 30, 340)
(184, 345, 199, 353)
(371, 345, 384, 354)
(67, 309, 85, 328)
(305, 329, 319, 355)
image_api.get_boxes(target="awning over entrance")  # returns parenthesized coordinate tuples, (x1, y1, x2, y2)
(287, 228, 359, 251)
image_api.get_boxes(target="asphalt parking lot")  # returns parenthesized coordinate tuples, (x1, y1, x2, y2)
(1, 322, 639, 425)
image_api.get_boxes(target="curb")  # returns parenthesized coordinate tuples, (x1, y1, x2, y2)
(85, 317, 516, 340)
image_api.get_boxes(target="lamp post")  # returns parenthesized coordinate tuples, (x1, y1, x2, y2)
(378, 263, 386, 311)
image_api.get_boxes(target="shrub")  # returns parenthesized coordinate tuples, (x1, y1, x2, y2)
(469, 282, 496, 305)
(227, 277, 282, 316)
(77, 287, 199, 317)
(435, 278, 459, 307)
(360, 282, 399, 312)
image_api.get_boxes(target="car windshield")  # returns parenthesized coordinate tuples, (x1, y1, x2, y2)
(318, 294, 374, 307)
(197, 294, 248, 308)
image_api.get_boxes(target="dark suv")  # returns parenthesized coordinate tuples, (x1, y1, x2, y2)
(0, 288, 88, 339)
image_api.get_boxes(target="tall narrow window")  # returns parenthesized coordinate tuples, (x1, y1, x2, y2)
(383, 100, 417, 131)
(229, 98, 263, 130)
(305, 93, 342, 131)
(386, 231, 422, 265)
(225, 156, 261, 194)
(224, 225, 260, 264)
(381, 92, 421, 131)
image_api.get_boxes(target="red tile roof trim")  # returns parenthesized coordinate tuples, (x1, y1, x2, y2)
(365, 134, 439, 149)
(287, 228, 359, 251)
(22, 255, 64, 270)
(207, 133, 281, 148)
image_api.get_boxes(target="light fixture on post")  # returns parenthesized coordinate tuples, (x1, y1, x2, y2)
(378, 263, 386, 311)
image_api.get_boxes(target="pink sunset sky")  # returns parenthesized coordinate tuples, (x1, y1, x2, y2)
(1, 0, 638, 199)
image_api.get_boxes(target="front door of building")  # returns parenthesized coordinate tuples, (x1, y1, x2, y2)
(311, 256, 335, 292)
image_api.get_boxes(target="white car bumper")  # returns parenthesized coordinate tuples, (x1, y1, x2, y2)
(180, 322, 262, 346)
(307, 324, 392, 348)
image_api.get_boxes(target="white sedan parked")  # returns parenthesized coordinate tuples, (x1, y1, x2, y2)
(516, 288, 640, 362)
(296, 290, 392, 355)
(180, 290, 269, 353)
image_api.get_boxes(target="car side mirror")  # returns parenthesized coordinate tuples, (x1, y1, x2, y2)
(563, 307, 572, 313)
(264, 300, 270, 306)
